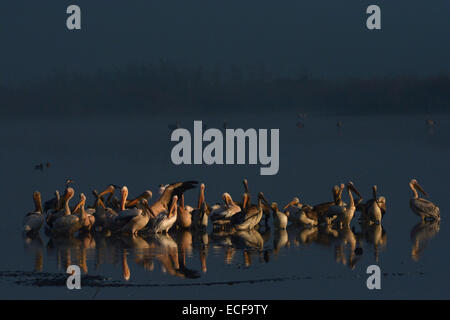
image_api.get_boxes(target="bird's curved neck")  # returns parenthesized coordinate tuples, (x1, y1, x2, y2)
(121, 192, 127, 211)
(34, 195, 43, 214)
(197, 188, 205, 209)
(169, 202, 177, 217)
(242, 194, 250, 210)
(55, 192, 61, 211)
(258, 197, 263, 210)
(271, 203, 278, 213)
(180, 194, 185, 210)
(348, 188, 355, 208)
(409, 183, 418, 198)
(64, 195, 73, 216)
(80, 200, 87, 219)
(127, 192, 147, 208)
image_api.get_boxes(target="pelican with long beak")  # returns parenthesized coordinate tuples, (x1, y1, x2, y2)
(230, 192, 270, 231)
(241, 179, 251, 210)
(23, 191, 45, 233)
(283, 197, 317, 226)
(51, 187, 82, 235)
(91, 190, 115, 231)
(177, 194, 192, 229)
(72, 193, 95, 232)
(283, 197, 302, 216)
(409, 179, 440, 221)
(46, 188, 75, 228)
(210, 193, 242, 228)
(193, 202, 209, 230)
(359, 185, 386, 224)
(191, 183, 210, 229)
(332, 182, 361, 228)
(148, 181, 198, 219)
(125, 190, 153, 208)
(116, 199, 152, 235)
(117, 186, 144, 217)
(97, 184, 120, 209)
(107, 186, 146, 233)
(303, 184, 346, 225)
(271, 202, 289, 229)
(44, 179, 73, 213)
(149, 195, 179, 234)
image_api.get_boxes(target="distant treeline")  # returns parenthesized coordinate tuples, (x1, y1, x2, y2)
(1, 63, 449, 117)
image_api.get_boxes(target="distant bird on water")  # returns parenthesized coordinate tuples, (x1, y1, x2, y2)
(34, 162, 51, 171)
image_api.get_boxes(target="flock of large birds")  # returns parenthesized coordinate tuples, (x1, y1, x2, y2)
(23, 178, 440, 238)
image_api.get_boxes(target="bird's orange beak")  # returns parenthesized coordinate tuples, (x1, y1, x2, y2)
(283, 198, 299, 210)
(414, 181, 429, 198)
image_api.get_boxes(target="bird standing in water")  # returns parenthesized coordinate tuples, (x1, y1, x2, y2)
(409, 179, 440, 221)
(23, 191, 44, 233)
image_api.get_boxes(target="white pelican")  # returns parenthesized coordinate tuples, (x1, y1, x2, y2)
(311, 184, 346, 225)
(148, 181, 198, 219)
(115, 186, 144, 217)
(283, 197, 302, 216)
(43, 179, 73, 212)
(294, 207, 318, 226)
(230, 192, 270, 231)
(192, 202, 209, 230)
(332, 182, 360, 228)
(98, 185, 152, 210)
(107, 186, 147, 233)
(98, 184, 119, 209)
(191, 183, 209, 229)
(177, 194, 192, 228)
(326, 182, 361, 224)
(116, 199, 152, 235)
(210, 193, 242, 228)
(125, 190, 153, 208)
(358, 185, 386, 224)
(149, 195, 178, 234)
(159, 184, 169, 195)
(409, 179, 440, 221)
(283, 197, 318, 226)
(51, 187, 82, 235)
(23, 191, 44, 233)
(72, 193, 95, 232)
(271, 202, 289, 229)
(91, 190, 114, 231)
(46, 188, 74, 228)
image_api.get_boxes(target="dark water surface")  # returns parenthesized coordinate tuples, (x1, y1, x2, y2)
(0, 112, 449, 299)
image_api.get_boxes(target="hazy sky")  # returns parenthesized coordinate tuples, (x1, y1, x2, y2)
(0, 0, 449, 85)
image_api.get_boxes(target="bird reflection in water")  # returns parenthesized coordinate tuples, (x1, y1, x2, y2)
(410, 220, 440, 262)
(23, 233, 44, 272)
(354, 222, 387, 262)
(23, 222, 393, 280)
(273, 229, 289, 254)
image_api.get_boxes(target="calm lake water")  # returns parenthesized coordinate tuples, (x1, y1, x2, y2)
(0, 112, 449, 299)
